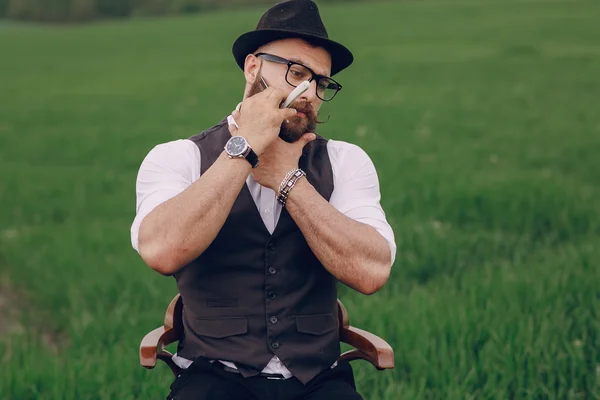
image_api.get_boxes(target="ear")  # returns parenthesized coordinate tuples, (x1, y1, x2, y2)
(243, 54, 261, 85)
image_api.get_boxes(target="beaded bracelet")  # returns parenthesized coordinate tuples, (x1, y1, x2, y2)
(277, 169, 306, 206)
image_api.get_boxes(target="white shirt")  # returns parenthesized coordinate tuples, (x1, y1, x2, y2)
(131, 111, 397, 378)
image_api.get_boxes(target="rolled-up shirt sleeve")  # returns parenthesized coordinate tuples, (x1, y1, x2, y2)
(328, 140, 397, 266)
(130, 139, 200, 253)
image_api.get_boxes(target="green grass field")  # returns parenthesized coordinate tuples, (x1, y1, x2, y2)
(1, 0, 600, 398)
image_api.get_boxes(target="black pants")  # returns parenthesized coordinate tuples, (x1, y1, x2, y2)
(166, 358, 363, 400)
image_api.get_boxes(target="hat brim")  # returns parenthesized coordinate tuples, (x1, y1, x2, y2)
(232, 29, 354, 77)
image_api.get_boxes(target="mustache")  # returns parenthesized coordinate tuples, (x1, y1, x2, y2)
(291, 101, 330, 124)
(290, 102, 316, 118)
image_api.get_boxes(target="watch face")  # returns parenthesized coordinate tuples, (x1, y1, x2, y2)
(226, 136, 247, 156)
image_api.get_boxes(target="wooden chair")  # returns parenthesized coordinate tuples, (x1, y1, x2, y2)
(140, 294, 394, 377)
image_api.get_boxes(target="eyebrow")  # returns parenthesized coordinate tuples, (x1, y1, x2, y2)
(288, 57, 329, 78)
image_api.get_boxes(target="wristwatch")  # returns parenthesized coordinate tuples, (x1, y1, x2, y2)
(224, 136, 259, 168)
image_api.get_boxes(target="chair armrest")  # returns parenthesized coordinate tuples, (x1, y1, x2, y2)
(139, 325, 183, 377)
(140, 325, 180, 365)
(140, 294, 185, 377)
(140, 326, 167, 368)
(339, 325, 394, 370)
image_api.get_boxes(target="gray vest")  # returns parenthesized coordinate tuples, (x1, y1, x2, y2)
(175, 118, 339, 385)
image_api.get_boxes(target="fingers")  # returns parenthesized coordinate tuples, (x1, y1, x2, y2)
(265, 86, 285, 99)
(280, 108, 298, 121)
(265, 87, 291, 106)
(227, 113, 239, 135)
(254, 88, 298, 123)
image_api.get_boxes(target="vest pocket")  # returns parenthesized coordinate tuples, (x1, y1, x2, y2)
(295, 313, 337, 335)
(196, 317, 248, 338)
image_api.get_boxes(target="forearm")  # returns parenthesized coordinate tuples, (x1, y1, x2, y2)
(138, 152, 251, 275)
(285, 179, 392, 295)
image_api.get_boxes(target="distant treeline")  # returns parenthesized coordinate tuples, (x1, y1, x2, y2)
(0, 0, 361, 22)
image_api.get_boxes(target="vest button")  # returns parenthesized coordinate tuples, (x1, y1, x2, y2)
(268, 267, 277, 275)
(272, 341, 280, 349)
(269, 316, 278, 324)
(267, 292, 277, 300)
(267, 242, 276, 251)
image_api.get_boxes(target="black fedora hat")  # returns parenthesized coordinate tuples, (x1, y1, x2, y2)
(232, 0, 354, 76)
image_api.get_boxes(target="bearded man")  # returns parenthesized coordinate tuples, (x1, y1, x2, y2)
(131, 1, 396, 398)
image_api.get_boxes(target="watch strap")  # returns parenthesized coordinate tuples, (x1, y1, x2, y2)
(245, 147, 259, 168)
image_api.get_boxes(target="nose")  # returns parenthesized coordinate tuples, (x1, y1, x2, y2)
(299, 79, 319, 103)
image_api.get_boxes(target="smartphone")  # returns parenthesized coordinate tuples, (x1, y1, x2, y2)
(260, 77, 310, 108)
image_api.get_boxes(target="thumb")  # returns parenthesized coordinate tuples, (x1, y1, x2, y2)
(299, 133, 316, 147)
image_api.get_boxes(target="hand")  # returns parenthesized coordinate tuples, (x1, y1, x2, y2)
(250, 132, 316, 192)
(234, 88, 298, 155)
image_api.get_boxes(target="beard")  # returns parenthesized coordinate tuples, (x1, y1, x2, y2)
(247, 72, 318, 143)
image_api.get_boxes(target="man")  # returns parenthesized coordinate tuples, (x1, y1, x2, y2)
(131, 0, 396, 398)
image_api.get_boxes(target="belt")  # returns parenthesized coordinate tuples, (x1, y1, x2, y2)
(219, 363, 286, 380)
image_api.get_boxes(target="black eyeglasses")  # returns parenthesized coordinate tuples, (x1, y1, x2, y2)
(255, 53, 342, 102)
